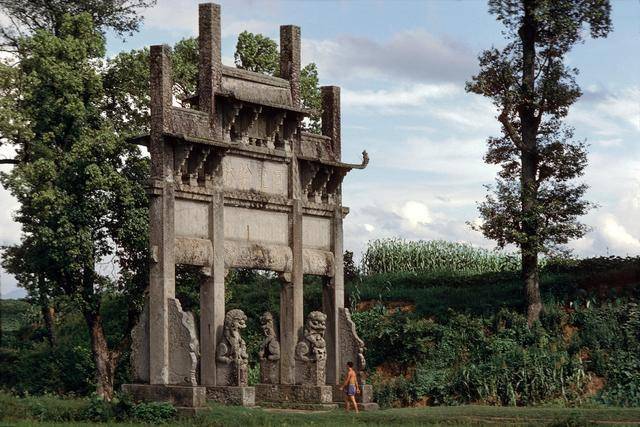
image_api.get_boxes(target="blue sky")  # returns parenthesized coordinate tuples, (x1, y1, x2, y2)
(1, 0, 639, 297)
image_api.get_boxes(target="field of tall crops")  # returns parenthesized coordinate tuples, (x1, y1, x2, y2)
(361, 238, 520, 275)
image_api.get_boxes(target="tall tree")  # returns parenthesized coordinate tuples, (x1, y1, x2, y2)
(0, 13, 149, 399)
(467, 0, 611, 325)
(0, 0, 154, 372)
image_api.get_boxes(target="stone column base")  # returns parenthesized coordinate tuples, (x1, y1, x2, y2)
(121, 383, 207, 413)
(255, 384, 333, 404)
(206, 386, 255, 406)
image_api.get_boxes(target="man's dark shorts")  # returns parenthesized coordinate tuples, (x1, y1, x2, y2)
(345, 384, 356, 397)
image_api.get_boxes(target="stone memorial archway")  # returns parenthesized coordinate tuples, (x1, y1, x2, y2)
(123, 2, 376, 412)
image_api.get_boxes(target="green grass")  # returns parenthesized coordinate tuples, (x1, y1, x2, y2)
(3, 403, 640, 426)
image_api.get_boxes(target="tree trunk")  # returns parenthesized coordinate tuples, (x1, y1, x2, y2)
(523, 250, 541, 325)
(519, 0, 542, 326)
(42, 305, 57, 347)
(37, 276, 57, 347)
(85, 311, 118, 400)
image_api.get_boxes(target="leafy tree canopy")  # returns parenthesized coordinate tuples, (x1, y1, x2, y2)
(234, 30, 279, 75)
(0, 0, 156, 49)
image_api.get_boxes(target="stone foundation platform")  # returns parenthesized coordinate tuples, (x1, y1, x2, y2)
(206, 386, 255, 406)
(122, 383, 207, 414)
(255, 384, 333, 404)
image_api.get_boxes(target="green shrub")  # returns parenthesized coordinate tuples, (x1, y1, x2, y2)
(0, 392, 177, 423)
(370, 374, 418, 408)
(130, 401, 177, 424)
(83, 394, 116, 422)
(357, 307, 600, 407)
(0, 392, 86, 422)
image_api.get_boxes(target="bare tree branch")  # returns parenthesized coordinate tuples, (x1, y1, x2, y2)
(498, 108, 524, 151)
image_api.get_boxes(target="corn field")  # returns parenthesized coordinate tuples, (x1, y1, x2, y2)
(361, 238, 520, 275)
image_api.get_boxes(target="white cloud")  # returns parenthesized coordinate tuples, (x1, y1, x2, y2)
(342, 84, 460, 110)
(601, 214, 640, 250)
(141, 0, 276, 39)
(570, 86, 640, 136)
(373, 135, 497, 182)
(304, 29, 476, 84)
(396, 201, 432, 228)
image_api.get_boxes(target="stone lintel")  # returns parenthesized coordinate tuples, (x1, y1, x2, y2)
(175, 237, 213, 267)
(223, 192, 292, 211)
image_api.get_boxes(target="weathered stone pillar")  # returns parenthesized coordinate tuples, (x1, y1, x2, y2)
(199, 2, 222, 136)
(280, 25, 301, 107)
(200, 191, 225, 386)
(323, 207, 345, 385)
(280, 201, 304, 384)
(149, 44, 175, 385)
(197, 2, 226, 388)
(321, 86, 341, 160)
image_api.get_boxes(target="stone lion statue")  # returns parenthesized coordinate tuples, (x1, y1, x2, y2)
(295, 311, 327, 362)
(217, 309, 248, 366)
(259, 312, 280, 361)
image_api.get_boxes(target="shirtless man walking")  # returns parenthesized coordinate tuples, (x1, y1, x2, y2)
(339, 361, 361, 413)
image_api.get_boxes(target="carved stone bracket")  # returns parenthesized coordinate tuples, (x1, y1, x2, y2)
(299, 160, 352, 205)
(223, 102, 243, 142)
(310, 166, 332, 203)
(175, 144, 195, 181)
(171, 138, 229, 189)
(299, 160, 320, 201)
(240, 105, 262, 145)
(325, 169, 347, 204)
(267, 111, 286, 150)
(187, 146, 211, 186)
(282, 114, 302, 151)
